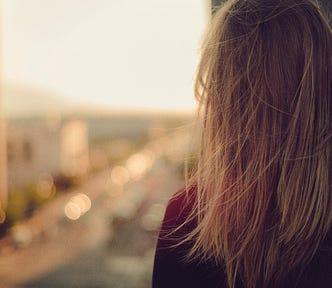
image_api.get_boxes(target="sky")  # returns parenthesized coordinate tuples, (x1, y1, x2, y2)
(2, 0, 208, 112)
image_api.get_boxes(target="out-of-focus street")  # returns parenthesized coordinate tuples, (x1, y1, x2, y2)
(0, 137, 186, 288)
(1, 1, 202, 287)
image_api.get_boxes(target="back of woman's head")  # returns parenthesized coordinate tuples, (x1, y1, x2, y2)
(187, 0, 332, 287)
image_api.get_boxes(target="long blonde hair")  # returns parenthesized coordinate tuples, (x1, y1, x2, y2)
(183, 0, 332, 287)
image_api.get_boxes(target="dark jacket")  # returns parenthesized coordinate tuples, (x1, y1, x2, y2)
(152, 190, 332, 288)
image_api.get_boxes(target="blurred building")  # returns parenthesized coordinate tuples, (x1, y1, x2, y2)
(7, 117, 89, 191)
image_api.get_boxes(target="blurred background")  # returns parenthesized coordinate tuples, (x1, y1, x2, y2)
(0, 0, 212, 287)
(2, 0, 329, 287)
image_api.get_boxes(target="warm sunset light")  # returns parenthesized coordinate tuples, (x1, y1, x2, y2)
(2, 1, 331, 287)
(2, 0, 207, 113)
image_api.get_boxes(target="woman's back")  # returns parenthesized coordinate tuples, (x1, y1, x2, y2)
(153, 189, 332, 287)
(152, 190, 332, 288)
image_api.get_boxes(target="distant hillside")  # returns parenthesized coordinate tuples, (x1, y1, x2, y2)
(1, 83, 196, 119)
(2, 84, 74, 118)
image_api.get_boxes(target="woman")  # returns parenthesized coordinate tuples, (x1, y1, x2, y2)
(153, 0, 332, 287)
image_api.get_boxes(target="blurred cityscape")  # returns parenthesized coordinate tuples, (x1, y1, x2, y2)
(0, 88, 195, 288)
(1, 0, 207, 286)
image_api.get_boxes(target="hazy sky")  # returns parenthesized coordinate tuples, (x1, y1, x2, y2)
(3, 0, 208, 111)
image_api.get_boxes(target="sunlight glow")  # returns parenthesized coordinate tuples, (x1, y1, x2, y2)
(3, 0, 207, 112)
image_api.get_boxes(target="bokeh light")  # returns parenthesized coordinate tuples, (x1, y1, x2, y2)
(110, 166, 130, 186)
(64, 202, 81, 221)
(10, 224, 33, 248)
(64, 193, 91, 220)
(126, 152, 153, 180)
(37, 173, 56, 199)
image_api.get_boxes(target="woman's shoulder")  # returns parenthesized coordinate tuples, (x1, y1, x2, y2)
(160, 186, 197, 236)
(153, 187, 228, 288)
